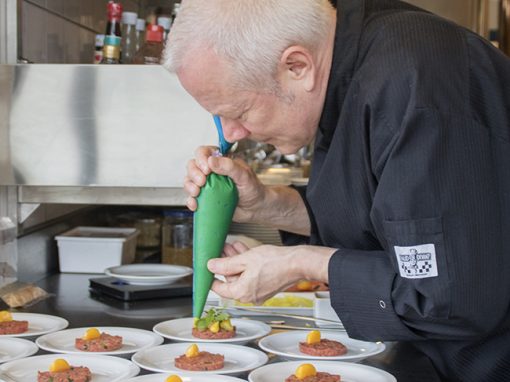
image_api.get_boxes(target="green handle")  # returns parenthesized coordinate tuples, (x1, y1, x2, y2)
(193, 173, 238, 318)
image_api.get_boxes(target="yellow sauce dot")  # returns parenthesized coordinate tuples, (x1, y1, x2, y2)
(209, 321, 220, 333)
(82, 327, 101, 340)
(0, 311, 13, 322)
(306, 330, 321, 344)
(165, 375, 183, 382)
(49, 358, 71, 372)
(220, 319, 234, 331)
(296, 280, 313, 291)
(185, 343, 199, 358)
(295, 363, 317, 380)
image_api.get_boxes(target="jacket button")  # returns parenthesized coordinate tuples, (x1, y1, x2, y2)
(379, 300, 386, 309)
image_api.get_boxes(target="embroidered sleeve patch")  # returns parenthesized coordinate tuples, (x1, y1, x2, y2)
(394, 244, 438, 279)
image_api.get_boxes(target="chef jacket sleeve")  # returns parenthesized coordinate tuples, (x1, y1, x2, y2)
(329, 107, 510, 341)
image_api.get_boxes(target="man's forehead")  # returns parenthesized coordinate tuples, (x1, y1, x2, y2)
(177, 48, 245, 112)
(201, 92, 246, 116)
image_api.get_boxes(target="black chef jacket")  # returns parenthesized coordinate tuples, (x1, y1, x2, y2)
(285, 1, 510, 381)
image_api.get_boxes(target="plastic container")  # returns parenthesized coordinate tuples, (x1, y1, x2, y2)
(313, 291, 342, 327)
(157, 16, 172, 42)
(116, 213, 161, 249)
(135, 18, 146, 52)
(161, 210, 193, 267)
(172, 3, 181, 23)
(132, 24, 164, 65)
(55, 227, 139, 273)
(121, 11, 138, 64)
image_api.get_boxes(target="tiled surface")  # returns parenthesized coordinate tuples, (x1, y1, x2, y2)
(21, 0, 148, 63)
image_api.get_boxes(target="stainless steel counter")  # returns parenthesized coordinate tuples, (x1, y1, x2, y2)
(24, 274, 441, 381)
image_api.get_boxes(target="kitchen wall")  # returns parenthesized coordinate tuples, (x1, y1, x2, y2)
(20, 0, 502, 64)
(20, 0, 177, 63)
(407, 0, 500, 38)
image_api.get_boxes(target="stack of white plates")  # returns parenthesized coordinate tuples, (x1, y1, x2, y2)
(229, 222, 282, 246)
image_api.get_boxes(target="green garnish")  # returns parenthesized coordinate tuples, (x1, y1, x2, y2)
(194, 308, 231, 331)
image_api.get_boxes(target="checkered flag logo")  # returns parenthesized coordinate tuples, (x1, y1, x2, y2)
(394, 244, 438, 279)
(399, 249, 432, 276)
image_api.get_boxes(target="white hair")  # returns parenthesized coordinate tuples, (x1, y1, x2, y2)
(162, 0, 335, 91)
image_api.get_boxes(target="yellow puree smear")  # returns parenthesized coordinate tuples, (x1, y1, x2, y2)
(235, 294, 313, 308)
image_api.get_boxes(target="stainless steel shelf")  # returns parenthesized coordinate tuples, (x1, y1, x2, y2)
(18, 185, 187, 206)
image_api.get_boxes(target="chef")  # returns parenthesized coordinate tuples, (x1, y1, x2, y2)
(163, 0, 510, 380)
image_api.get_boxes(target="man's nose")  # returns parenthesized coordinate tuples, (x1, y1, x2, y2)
(221, 118, 250, 142)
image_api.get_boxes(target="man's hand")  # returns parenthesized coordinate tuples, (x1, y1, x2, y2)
(184, 146, 267, 223)
(208, 242, 336, 304)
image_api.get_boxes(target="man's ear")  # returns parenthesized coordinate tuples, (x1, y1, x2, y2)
(278, 46, 316, 92)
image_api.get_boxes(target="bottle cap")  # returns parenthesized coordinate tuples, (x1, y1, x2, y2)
(136, 18, 146, 31)
(95, 34, 105, 47)
(122, 11, 138, 25)
(163, 209, 193, 218)
(104, 35, 121, 47)
(145, 24, 164, 42)
(157, 16, 172, 31)
(107, 1, 123, 20)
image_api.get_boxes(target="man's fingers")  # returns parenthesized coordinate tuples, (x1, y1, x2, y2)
(232, 241, 249, 253)
(183, 177, 201, 197)
(194, 146, 218, 174)
(208, 156, 253, 186)
(225, 275, 239, 283)
(208, 256, 245, 276)
(186, 196, 197, 211)
(223, 243, 239, 257)
(186, 160, 207, 187)
(210, 279, 237, 300)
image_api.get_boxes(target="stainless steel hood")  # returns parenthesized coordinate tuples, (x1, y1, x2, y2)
(0, 64, 216, 205)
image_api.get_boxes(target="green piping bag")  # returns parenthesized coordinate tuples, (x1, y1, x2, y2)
(192, 116, 238, 318)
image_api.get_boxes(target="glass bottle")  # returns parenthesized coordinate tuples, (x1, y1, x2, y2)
(121, 11, 138, 64)
(93, 34, 105, 64)
(135, 18, 146, 53)
(161, 210, 193, 267)
(105, 1, 123, 38)
(101, 35, 121, 64)
(132, 24, 164, 65)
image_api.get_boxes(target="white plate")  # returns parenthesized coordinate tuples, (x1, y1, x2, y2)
(249, 360, 396, 382)
(36, 326, 164, 356)
(132, 343, 268, 376)
(105, 264, 193, 285)
(0, 313, 69, 338)
(124, 372, 247, 382)
(0, 353, 140, 382)
(290, 177, 309, 186)
(153, 317, 271, 345)
(258, 330, 385, 362)
(0, 338, 38, 363)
